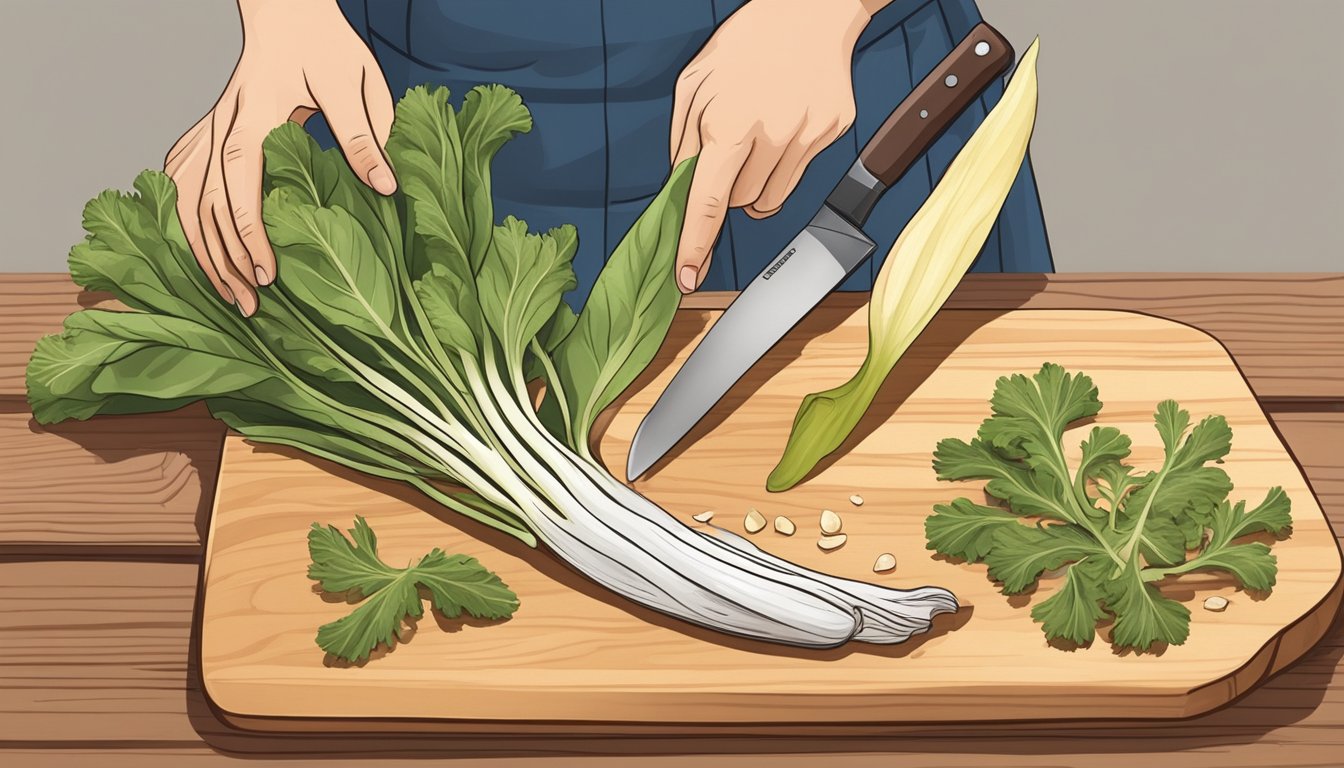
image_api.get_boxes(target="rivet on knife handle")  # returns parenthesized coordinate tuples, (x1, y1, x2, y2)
(859, 23, 1014, 189)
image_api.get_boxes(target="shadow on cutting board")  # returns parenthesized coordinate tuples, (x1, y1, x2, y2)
(183, 606, 1344, 756)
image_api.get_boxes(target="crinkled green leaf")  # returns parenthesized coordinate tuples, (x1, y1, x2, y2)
(457, 84, 533, 270)
(1209, 488, 1293, 548)
(308, 516, 402, 595)
(924, 498, 1021, 562)
(1153, 399, 1190, 454)
(68, 174, 220, 319)
(1136, 512, 1188, 567)
(476, 216, 577, 362)
(262, 121, 349, 207)
(923, 363, 1292, 652)
(1096, 462, 1140, 516)
(984, 523, 1102, 594)
(388, 84, 530, 278)
(1030, 557, 1108, 645)
(27, 310, 271, 423)
(1076, 426, 1132, 483)
(386, 85, 471, 276)
(415, 264, 485, 357)
(315, 575, 423, 663)
(308, 517, 518, 663)
(1107, 563, 1191, 650)
(263, 122, 406, 280)
(548, 156, 697, 453)
(933, 437, 1075, 522)
(977, 364, 1102, 472)
(1188, 542, 1278, 591)
(414, 550, 520, 619)
(263, 189, 399, 338)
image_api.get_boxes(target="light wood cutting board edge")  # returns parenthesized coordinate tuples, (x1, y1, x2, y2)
(194, 307, 1344, 735)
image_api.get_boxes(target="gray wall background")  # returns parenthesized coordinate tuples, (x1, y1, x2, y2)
(1, 0, 1339, 272)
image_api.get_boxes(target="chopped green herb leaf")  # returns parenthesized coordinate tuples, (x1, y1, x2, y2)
(308, 516, 517, 663)
(926, 363, 1292, 652)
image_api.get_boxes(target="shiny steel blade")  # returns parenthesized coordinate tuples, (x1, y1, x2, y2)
(625, 205, 876, 480)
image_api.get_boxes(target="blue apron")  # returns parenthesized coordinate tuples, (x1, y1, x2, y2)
(322, 0, 1053, 307)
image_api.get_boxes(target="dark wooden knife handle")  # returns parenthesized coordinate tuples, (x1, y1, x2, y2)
(858, 22, 1014, 187)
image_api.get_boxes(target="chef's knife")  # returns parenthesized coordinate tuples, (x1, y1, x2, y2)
(626, 22, 1015, 481)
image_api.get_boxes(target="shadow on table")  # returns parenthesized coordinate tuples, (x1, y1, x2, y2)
(6, 400, 224, 558)
(183, 610, 1344, 758)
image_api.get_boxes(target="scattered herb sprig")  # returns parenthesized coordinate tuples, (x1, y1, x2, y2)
(925, 363, 1292, 651)
(307, 516, 518, 663)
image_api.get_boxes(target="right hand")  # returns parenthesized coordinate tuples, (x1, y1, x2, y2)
(164, 0, 396, 316)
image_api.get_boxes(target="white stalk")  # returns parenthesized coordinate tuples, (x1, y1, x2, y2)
(447, 347, 960, 648)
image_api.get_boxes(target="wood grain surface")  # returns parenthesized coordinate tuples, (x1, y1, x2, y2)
(0, 404, 222, 556)
(4, 274, 1343, 765)
(198, 308, 1342, 729)
(0, 561, 200, 744)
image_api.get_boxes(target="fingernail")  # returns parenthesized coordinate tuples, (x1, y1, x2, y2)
(678, 265, 699, 293)
(221, 285, 235, 304)
(254, 265, 270, 286)
(369, 166, 396, 196)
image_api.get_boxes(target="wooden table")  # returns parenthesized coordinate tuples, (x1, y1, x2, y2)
(3, 273, 1341, 767)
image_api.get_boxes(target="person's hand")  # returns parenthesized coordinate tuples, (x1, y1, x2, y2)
(164, 0, 396, 316)
(669, 0, 875, 293)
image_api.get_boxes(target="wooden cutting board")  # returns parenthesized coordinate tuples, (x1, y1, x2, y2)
(199, 308, 1342, 732)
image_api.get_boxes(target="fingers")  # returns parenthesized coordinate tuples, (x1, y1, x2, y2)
(675, 139, 751, 293)
(726, 135, 783, 209)
(166, 116, 237, 306)
(361, 66, 395, 149)
(169, 143, 234, 305)
(199, 104, 260, 315)
(669, 68, 707, 166)
(219, 103, 276, 286)
(165, 114, 207, 171)
(317, 70, 397, 195)
(743, 134, 823, 219)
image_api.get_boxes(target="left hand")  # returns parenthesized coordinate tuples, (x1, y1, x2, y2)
(670, 0, 873, 293)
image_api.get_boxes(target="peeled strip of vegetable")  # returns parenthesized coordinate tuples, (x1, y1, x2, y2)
(767, 39, 1042, 492)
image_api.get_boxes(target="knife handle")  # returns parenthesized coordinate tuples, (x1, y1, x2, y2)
(858, 22, 1015, 188)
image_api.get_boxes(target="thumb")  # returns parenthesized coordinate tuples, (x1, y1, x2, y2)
(317, 83, 397, 196)
(675, 142, 749, 293)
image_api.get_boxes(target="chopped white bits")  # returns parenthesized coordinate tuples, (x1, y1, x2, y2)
(744, 508, 767, 534)
(1203, 595, 1230, 612)
(692, 510, 715, 523)
(818, 533, 848, 551)
(849, 494, 864, 507)
(774, 515, 796, 536)
(873, 553, 897, 573)
(820, 509, 843, 535)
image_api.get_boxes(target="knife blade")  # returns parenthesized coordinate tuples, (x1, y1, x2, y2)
(626, 22, 1015, 481)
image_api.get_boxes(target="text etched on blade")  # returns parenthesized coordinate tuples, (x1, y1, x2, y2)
(762, 248, 796, 280)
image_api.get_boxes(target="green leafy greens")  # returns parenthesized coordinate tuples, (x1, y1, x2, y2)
(925, 363, 1292, 651)
(308, 516, 518, 662)
(27, 83, 957, 650)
